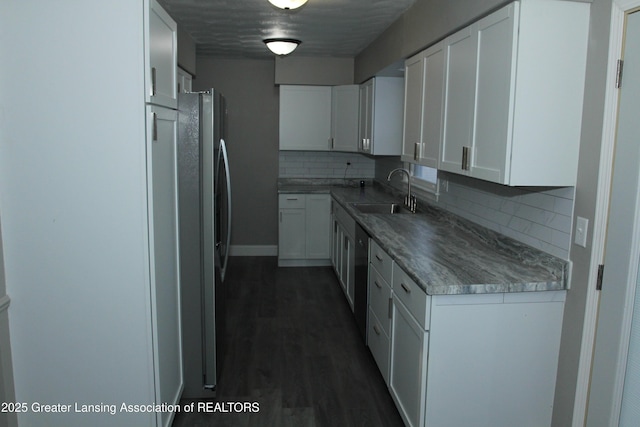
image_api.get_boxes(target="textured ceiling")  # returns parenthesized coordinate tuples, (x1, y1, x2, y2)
(157, 0, 416, 58)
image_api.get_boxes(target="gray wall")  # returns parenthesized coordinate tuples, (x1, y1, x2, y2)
(275, 56, 354, 85)
(193, 57, 280, 250)
(553, 0, 611, 425)
(361, 0, 605, 425)
(177, 27, 197, 76)
(355, 0, 509, 82)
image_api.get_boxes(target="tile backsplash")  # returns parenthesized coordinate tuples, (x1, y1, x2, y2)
(279, 151, 375, 179)
(436, 172, 574, 259)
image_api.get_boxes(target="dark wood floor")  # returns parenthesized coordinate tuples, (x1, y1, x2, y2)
(172, 256, 404, 427)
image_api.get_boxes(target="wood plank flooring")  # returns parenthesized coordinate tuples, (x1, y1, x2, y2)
(172, 256, 404, 427)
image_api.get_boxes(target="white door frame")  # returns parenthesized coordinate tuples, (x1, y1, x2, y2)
(575, 1, 640, 426)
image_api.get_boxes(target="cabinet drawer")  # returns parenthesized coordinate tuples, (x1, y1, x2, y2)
(370, 239, 393, 284)
(279, 194, 306, 209)
(393, 265, 430, 330)
(369, 264, 392, 336)
(368, 307, 390, 384)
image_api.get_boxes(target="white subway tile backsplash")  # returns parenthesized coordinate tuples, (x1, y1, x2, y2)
(436, 172, 574, 259)
(279, 151, 375, 179)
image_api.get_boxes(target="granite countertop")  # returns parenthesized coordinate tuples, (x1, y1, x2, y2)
(278, 179, 568, 296)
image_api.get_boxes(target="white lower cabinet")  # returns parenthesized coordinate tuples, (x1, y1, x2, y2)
(368, 307, 390, 384)
(368, 261, 392, 383)
(365, 243, 565, 427)
(278, 194, 331, 266)
(332, 199, 356, 309)
(390, 297, 429, 427)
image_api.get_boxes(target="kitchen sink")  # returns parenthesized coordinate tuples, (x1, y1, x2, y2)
(351, 203, 412, 214)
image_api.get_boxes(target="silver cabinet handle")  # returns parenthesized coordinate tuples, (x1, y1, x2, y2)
(286, 197, 298, 201)
(152, 112, 158, 141)
(375, 253, 383, 261)
(462, 146, 470, 170)
(401, 283, 411, 293)
(373, 324, 381, 336)
(414, 142, 420, 161)
(151, 67, 157, 96)
(374, 280, 382, 289)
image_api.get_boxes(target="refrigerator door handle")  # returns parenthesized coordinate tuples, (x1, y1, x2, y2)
(217, 138, 232, 282)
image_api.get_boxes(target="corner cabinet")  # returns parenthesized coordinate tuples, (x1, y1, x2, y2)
(439, 0, 590, 186)
(279, 85, 332, 151)
(278, 194, 331, 266)
(402, 41, 445, 168)
(358, 77, 404, 155)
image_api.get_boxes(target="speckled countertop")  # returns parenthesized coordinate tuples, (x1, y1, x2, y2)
(279, 178, 568, 296)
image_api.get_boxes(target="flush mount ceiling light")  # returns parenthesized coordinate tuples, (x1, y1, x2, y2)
(268, 0, 308, 10)
(263, 38, 301, 56)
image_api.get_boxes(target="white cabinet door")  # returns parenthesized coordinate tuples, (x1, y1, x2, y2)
(146, 0, 177, 109)
(402, 42, 445, 168)
(278, 208, 306, 259)
(440, 26, 477, 175)
(147, 105, 183, 427)
(332, 218, 341, 274)
(439, 1, 589, 186)
(368, 307, 390, 384)
(331, 85, 360, 152)
(279, 85, 332, 151)
(402, 52, 425, 162)
(306, 194, 331, 259)
(359, 77, 404, 156)
(390, 296, 429, 427)
(420, 42, 446, 168)
(471, 4, 516, 183)
(358, 80, 373, 153)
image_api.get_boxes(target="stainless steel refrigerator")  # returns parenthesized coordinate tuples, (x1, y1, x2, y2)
(177, 89, 231, 398)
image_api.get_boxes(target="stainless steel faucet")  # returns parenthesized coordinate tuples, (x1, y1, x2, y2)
(387, 168, 417, 213)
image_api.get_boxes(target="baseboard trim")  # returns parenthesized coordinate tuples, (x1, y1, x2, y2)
(278, 259, 332, 267)
(230, 245, 278, 256)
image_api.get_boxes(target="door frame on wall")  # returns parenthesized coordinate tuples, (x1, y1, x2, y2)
(574, 1, 640, 426)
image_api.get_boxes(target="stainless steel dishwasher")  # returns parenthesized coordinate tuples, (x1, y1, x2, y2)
(354, 224, 369, 343)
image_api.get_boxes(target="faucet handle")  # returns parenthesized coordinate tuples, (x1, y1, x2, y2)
(406, 195, 417, 213)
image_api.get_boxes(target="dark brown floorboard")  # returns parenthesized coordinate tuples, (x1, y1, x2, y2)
(172, 256, 404, 427)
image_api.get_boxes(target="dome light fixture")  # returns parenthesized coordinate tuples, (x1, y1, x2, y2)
(263, 38, 301, 56)
(268, 0, 308, 10)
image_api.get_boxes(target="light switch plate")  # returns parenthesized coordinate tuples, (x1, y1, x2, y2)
(575, 216, 589, 248)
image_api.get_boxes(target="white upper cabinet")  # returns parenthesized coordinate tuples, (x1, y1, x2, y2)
(440, 26, 478, 175)
(330, 85, 360, 152)
(359, 77, 404, 156)
(146, 0, 178, 109)
(402, 41, 445, 168)
(279, 85, 332, 151)
(440, 0, 590, 186)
